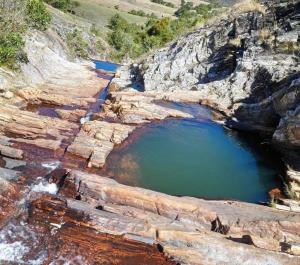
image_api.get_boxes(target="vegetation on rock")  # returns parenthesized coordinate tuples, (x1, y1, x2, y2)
(26, 0, 51, 30)
(67, 29, 89, 59)
(0, 0, 50, 69)
(44, 0, 80, 13)
(107, 1, 219, 61)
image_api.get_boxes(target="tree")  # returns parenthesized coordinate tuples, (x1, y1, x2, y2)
(147, 17, 173, 44)
(175, 1, 194, 17)
(108, 14, 129, 31)
(44, 0, 71, 10)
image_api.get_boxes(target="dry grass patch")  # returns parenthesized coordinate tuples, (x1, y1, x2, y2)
(229, 36, 242, 47)
(259, 28, 271, 40)
(233, 0, 266, 15)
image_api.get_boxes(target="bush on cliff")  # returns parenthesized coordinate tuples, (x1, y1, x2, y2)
(0, 0, 52, 69)
(43, 0, 80, 13)
(67, 29, 89, 59)
(0, 0, 27, 69)
(26, 0, 51, 30)
(0, 32, 27, 69)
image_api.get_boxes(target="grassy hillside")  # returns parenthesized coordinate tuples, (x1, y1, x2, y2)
(73, 0, 148, 29)
(72, 0, 210, 29)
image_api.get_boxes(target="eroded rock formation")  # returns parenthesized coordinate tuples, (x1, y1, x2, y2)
(0, 1, 300, 264)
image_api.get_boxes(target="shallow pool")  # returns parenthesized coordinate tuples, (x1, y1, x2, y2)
(94, 60, 119, 72)
(103, 119, 281, 203)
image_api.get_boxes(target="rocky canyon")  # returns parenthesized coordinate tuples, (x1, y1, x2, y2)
(0, 0, 299, 264)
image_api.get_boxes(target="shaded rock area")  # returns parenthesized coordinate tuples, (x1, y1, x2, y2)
(112, 0, 300, 202)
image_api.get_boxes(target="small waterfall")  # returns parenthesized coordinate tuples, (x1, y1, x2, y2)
(80, 61, 119, 124)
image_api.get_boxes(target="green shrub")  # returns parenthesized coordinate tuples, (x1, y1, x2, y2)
(175, 1, 194, 17)
(44, 0, 70, 10)
(44, 0, 80, 12)
(0, 32, 27, 69)
(128, 10, 158, 19)
(108, 14, 129, 31)
(175, 2, 214, 19)
(26, 0, 51, 30)
(147, 17, 173, 44)
(67, 29, 89, 59)
(0, 0, 28, 68)
(151, 0, 175, 8)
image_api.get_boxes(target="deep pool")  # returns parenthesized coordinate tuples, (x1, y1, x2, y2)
(103, 118, 281, 203)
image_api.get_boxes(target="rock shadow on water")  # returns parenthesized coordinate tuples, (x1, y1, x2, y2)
(103, 153, 141, 187)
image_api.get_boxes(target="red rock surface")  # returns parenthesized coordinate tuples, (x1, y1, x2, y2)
(29, 195, 175, 265)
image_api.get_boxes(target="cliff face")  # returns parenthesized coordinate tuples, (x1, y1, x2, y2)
(115, 0, 300, 196)
(137, 0, 299, 127)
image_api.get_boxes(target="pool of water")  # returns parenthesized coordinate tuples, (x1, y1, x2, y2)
(94, 60, 119, 72)
(103, 119, 281, 203)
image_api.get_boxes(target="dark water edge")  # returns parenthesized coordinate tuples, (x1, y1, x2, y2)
(101, 118, 283, 203)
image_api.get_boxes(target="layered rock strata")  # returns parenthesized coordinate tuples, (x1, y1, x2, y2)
(102, 91, 194, 124)
(67, 121, 136, 168)
(30, 169, 300, 265)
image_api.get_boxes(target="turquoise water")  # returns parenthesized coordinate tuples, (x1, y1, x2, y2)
(104, 119, 281, 203)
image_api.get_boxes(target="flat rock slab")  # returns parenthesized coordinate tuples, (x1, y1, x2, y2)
(29, 195, 176, 265)
(103, 91, 194, 124)
(0, 167, 21, 181)
(0, 105, 79, 153)
(3, 157, 26, 169)
(0, 143, 23, 159)
(67, 121, 135, 168)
